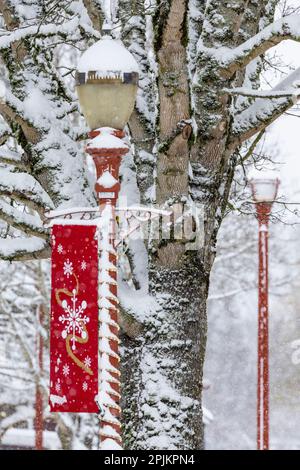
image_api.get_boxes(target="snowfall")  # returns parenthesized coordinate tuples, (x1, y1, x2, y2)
(2, 0, 300, 452)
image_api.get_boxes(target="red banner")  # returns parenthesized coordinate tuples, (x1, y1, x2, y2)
(49, 224, 99, 413)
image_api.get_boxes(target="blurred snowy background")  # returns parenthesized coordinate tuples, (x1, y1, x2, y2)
(204, 0, 300, 449)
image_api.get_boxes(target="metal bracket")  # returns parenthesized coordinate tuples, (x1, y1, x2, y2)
(44, 205, 171, 245)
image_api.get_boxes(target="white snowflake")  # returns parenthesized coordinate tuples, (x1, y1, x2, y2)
(82, 381, 88, 392)
(59, 289, 89, 351)
(81, 260, 87, 271)
(55, 381, 61, 392)
(63, 364, 70, 377)
(63, 259, 73, 278)
(52, 235, 56, 247)
(57, 244, 63, 254)
(84, 356, 91, 369)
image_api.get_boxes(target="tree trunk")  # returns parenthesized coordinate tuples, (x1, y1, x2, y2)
(119, 0, 210, 449)
(122, 251, 209, 449)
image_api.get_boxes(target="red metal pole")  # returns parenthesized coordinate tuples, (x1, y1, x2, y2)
(35, 304, 44, 450)
(256, 202, 271, 451)
(86, 128, 129, 450)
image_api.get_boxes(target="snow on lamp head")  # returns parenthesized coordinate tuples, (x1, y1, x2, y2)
(249, 172, 280, 203)
(75, 35, 139, 130)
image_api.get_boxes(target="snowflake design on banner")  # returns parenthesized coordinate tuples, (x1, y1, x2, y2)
(63, 259, 73, 278)
(57, 244, 63, 254)
(81, 260, 87, 271)
(82, 381, 88, 392)
(63, 364, 70, 377)
(59, 289, 89, 351)
(55, 356, 61, 373)
(55, 380, 61, 392)
(84, 356, 91, 369)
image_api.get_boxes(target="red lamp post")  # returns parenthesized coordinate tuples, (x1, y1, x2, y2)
(75, 32, 138, 449)
(250, 175, 280, 451)
(86, 128, 129, 449)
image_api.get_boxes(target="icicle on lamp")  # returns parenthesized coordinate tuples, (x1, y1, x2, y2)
(75, 35, 139, 130)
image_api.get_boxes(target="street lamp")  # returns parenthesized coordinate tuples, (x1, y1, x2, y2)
(249, 173, 280, 451)
(75, 33, 139, 450)
(76, 34, 139, 131)
(250, 177, 280, 204)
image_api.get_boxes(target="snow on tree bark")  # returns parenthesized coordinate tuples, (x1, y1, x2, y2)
(0, 0, 96, 260)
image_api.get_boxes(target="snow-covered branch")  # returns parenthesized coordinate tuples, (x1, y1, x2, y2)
(0, 18, 80, 50)
(225, 86, 300, 99)
(0, 100, 40, 145)
(0, 237, 50, 261)
(0, 168, 54, 212)
(0, 199, 48, 239)
(218, 14, 300, 78)
(228, 66, 300, 148)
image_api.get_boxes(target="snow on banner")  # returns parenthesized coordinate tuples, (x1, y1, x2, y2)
(49, 225, 98, 412)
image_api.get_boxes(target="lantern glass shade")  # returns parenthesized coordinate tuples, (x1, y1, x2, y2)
(250, 178, 280, 202)
(75, 37, 139, 130)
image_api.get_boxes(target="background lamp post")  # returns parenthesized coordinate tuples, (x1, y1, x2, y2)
(35, 304, 44, 450)
(75, 34, 139, 450)
(250, 174, 280, 451)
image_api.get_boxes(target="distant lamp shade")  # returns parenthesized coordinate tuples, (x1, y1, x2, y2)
(75, 36, 139, 130)
(250, 177, 280, 203)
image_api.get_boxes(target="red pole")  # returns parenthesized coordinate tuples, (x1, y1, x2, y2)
(256, 202, 271, 451)
(86, 128, 128, 450)
(35, 304, 44, 450)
